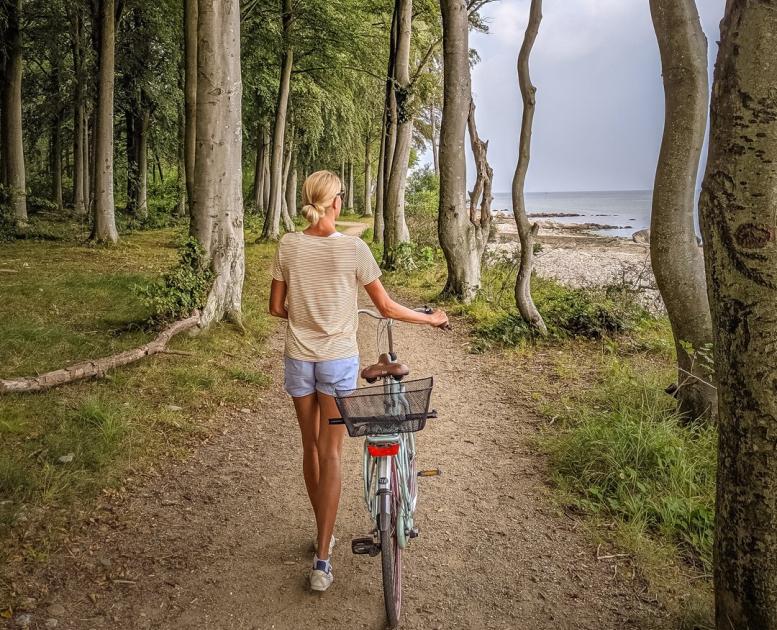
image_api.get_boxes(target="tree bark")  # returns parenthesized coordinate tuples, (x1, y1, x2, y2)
(136, 106, 149, 219)
(191, 0, 245, 328)
(374, 114, 386, 243)
(260, 0, 293, 241)
(262, 127, 270, 211)
(91, 0, 119, 243)
(347, 160, 354, 211)
(437, 0, 489, 302)
(383, 0, 413, 268)
(280, 130, 294, 232)
(649, 0, 715, 421)
(2, 0, 27, 224)
(285, 150, 297, 219)
(698, 2, 777, 627)
(69, 7, 87, 214)
(252, 126, 265, 213)
(184, 0, 197, 214)
(363, 129, 373, 216)
(431, 100, 439, 177)
(512, 0, 546, 335)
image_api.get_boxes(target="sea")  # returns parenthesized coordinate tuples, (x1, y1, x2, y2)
(491, 190, 654, 238)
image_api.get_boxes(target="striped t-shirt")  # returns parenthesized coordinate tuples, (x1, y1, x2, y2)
(271, 231, 382, 361)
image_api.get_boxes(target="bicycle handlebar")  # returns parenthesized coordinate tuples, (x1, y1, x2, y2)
(357, 306, 432, 320)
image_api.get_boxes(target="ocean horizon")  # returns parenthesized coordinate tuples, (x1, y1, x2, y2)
(491, 189, 653, 238)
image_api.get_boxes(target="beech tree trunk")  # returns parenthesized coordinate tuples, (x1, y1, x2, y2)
(136, 107, 149, 219)
(347, 160, 354, 212)
(431, 100, 439, 177)
(191, 0, 245, 328)
(2, 0, 27, 223)
(262, 127, 270, 211)
(261, 0, 293, 241)
(374, 115, 386, 243)
(91, 0, 119, 243)
(252, 126, 265, 213)
(184, 0, 197, 213)
(649, 0, 715, 421)
(383, 0, 413, 268)
(363, 129, 373, 216)
(70, 8, 87, 214)
(437, 0, 489, 302)
(698, 2, 777, 627)
(286, 152, 297, 219)
(280, 131, 294, 232)
(512, 0, 546, 334)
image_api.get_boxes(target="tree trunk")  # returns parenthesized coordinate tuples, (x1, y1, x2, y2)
(175, 82, 186, 216)
(383, 0, 413, 268)
(71, 72, 85, 214)
(2, 0, 27, 224)
(91, 0, 119, 243)
(136, 107, 149, 219)
(184, 0, 197, 213)
(431, 100, 439, 177)
(252, 126, 265, 213)
(260, 0, 293, 241)
(649, 0, 715, 421)
(698, 3, 777, 627)
(511, 0, 546, 334)
(347, 160, 354, 211)
(374, 114, 386, 243)
(363, 129, 373, 216)
(286, 151, 297, 219)
(191, 0, 245, 329)
(262, 127, 270, 211)
(83, 109, 91, 213)
(125, 110, 138, 215)
(437, 0, 489, 302)
(280, 131, 295, 232)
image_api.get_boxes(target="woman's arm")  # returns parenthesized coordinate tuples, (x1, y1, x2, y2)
(269, 279, 288, 319)
(364, 278, 448, 327)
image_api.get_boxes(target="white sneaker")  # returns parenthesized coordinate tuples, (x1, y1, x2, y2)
(310, 558, 334, 592)
(313, 535, 336, 556)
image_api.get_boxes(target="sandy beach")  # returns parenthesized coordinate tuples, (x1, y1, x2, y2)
(491, 212, 662, 308)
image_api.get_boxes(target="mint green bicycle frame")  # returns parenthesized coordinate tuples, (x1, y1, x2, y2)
(358, 309, 418, 549)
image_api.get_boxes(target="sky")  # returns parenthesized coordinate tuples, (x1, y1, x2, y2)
(438, 0, 727, 193)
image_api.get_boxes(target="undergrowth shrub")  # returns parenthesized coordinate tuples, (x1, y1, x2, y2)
(543, 360, 716, 569)
(0, 185, 15, 242)
(469, 251, 650, 349)
(135, 237, 213, 323)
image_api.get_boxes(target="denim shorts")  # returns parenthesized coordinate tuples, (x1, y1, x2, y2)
(283, 355, 360, 398)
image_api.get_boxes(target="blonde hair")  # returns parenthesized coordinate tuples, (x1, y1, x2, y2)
(301, 170, 342, 225)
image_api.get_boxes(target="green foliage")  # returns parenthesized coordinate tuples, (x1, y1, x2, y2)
(392, 241, 440, 273)
(135, 237, 213, 323)
(407, 165, 439, 196)
(544, 360, 716, 569)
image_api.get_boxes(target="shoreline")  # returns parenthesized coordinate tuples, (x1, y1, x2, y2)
(490, 213, 662, 310)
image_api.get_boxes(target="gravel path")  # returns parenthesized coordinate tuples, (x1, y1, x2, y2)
(5, 297, 671, 629)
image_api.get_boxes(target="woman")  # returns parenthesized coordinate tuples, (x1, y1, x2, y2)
(269, 170, 448, 592)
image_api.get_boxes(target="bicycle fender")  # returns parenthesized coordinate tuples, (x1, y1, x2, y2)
(378, 489, 392, 530)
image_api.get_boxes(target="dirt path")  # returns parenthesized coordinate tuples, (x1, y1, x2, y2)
(6, 304, 669, 629)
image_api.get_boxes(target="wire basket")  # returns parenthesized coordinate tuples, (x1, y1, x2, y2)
(334, 377, 434, 437)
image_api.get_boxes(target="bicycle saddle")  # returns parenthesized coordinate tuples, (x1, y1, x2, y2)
(361, 353, 410, 381)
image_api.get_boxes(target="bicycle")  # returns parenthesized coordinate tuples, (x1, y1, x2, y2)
(330, 307, 442, 628)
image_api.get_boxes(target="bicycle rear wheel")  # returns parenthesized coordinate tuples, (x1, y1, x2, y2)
(380, 463, 402, 628)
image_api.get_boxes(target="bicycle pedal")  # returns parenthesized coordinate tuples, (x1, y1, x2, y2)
(408, 527, 419, 539)
(417, 468, 442, 477)
(351, 537, 380, 557)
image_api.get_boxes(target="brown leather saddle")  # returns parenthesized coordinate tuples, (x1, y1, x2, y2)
(361, 353, 410, 382)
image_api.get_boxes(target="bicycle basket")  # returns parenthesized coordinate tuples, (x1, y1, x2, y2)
(334, 377, 434, 437)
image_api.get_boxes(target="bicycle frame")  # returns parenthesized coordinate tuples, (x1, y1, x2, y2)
(358, 309, 418, 548)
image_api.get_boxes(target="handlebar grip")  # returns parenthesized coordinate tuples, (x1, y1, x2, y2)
(329, 418, 345, 425)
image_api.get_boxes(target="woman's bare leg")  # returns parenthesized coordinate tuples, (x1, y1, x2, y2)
(315, 392, 346, 560)
(292, 393, 321, 520)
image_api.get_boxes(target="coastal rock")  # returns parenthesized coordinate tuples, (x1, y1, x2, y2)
(632, 229, 650, 244)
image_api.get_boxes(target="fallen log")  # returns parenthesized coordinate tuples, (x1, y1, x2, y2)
(0, 313, 200, 394)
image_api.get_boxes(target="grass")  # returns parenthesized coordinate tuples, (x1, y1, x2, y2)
(0, 214, 276, 584)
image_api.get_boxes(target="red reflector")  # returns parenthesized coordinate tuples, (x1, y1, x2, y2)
(367, 443, 400, 457)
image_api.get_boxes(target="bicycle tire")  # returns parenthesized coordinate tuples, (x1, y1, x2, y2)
(381, 466, 402, 628)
